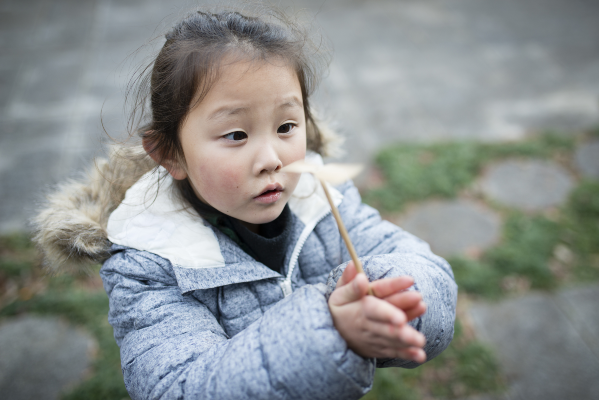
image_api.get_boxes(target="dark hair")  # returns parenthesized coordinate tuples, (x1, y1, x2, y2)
(128, 7, 331, 167)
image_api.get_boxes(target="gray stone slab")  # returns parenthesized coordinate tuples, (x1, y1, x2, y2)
(313, 0, 599, 163)
(556, 285, 599, 359)
(0, 3, 46, 50)
(480, 159, 575, 210)
(469, 287, 599, 400)
(0, 62, 21, 118)
(95, 0, 175, 46)
(0, 119, 70, 233)
(0, 315, 96, 400)
(397, 199, 501, 257)
(575, 140, 599, 180)
(33, 0, 96, 50)
(6, 48, 88, 121)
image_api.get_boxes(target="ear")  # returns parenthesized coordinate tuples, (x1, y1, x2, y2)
(142, 134, 188, 180)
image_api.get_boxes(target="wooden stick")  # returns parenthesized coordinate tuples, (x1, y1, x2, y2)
(319, 179, 374, 296)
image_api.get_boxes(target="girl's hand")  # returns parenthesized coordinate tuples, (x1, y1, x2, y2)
(328, 261, 427, 362)
(338, 261, 428, 323)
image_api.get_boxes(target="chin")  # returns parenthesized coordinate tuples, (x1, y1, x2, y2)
(249, 204, 286, 225)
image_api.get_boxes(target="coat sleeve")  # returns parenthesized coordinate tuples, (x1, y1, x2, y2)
(326, 181, 458, 368)
(100, 249, 375, 400)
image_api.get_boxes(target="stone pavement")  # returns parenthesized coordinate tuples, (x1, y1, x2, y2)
(1, 0, 599, 399)
(399, 199, 501, 257)
(0, 315, 96, 400)
(469, 284, 599, 400)
(479, 159, 575, 210)
(395, 143, 599, 400)
(575, 138, 599, 179)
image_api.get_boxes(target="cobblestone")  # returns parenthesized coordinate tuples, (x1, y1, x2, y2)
(480, 159, 575, 210)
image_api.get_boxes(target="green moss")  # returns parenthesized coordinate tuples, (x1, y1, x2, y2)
(485, 213, 561, 289)
(363, 142, 480, 212)
(363, 319, 504, 400)
(449, 257, 503, 298)
(364, 134, 575, 213)
(480, 133, 574, 159)
(562, 181, 599, 281)
(588, 126, 599, 139)
(362, 368, 421, 400)
(0, 233, 36, 277)
(448, 212, 562, 298)
(364, 132, 596, 300)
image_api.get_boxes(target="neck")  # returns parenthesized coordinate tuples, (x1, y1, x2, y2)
(239, 220, 260, 234)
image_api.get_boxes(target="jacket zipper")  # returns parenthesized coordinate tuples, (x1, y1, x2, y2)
(280, 208, 332, 297)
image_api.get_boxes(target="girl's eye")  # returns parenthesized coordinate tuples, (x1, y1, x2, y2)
(277, 123, 296, 134)
(223, 131, 247, 141)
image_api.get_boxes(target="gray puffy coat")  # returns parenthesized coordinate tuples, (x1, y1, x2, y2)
(97, 154, 457, 400)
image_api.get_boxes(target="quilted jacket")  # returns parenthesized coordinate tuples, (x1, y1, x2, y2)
(98, 152, 457, 400)
(33, 146, 457, 400)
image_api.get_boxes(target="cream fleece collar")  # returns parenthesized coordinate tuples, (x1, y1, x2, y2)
(107, 153, 343, 269)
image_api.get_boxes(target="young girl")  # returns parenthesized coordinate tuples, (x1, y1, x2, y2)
(34, 7, 457, 400)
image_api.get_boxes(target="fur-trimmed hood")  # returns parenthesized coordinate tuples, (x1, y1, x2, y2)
(32, 123, 343, 274)
(32, 145, 156, 273)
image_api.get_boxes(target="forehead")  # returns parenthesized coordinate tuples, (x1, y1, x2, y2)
(196, 58, 303, 108)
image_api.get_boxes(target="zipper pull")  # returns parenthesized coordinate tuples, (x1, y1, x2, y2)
(280, 279, 293, 297)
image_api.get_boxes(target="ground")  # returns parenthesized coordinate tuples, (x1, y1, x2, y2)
(1, 0, 599, 399)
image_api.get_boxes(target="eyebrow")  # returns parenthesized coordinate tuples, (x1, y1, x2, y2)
(279, 97, 303, 109)
(208, 106, 250, 121)
(207, 97, 303, 121)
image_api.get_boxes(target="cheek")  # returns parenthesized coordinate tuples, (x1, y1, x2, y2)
(193, 159, 246, 203)
(284, 132, 307, 164)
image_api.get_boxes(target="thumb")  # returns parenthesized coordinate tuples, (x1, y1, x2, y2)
(336, 261, 358, 288)
(329, 273, 369, 306)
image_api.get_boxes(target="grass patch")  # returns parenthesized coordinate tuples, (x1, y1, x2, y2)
(562, 181, 599, 281)
(0, 234, 129, 400)
(361, 131, 597, 397)
(0, 234, 36, 277)
(484, 212, 561, 289)
(363, 318, 504, 400)
(363, 134, 574, 213)
(364, 132, 598, 300)
(449, 182, 599, 299)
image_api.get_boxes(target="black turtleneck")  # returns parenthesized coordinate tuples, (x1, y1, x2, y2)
(178, 179, 292, 273)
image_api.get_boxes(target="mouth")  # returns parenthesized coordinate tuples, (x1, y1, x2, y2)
(254, 183, 284, 204)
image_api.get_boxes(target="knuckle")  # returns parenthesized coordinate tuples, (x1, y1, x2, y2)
(361, 296, 375, 313)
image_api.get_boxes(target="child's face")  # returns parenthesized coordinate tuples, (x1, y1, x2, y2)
(175, 59, 307, 228)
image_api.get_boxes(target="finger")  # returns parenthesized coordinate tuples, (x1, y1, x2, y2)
(329, 272, 369, 306)
(396, 324, 426, 348)
(404, 301, 427, 321)
(369, 275, 414, 298)
(336, 261, 358, 288)
(407, 347, 427, 364)
(384, 291, 422, 310)
(394, 347, 427, 364)
(362, 296, 407, 326)
(383, 346, 426, 363)
(361, 319, 425, 349)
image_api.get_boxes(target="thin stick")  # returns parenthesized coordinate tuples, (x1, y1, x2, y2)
(319, 179, 374, 296)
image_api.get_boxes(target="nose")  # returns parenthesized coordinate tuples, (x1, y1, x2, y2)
(253, 141, 282, 175)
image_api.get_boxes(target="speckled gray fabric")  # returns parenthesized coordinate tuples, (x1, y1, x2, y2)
(100, 181, 457, 400)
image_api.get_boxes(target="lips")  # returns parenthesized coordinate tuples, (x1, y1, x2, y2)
(254, 183, 283, 204)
